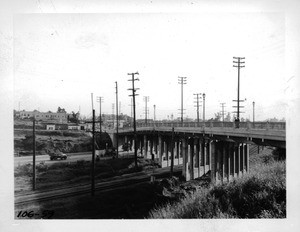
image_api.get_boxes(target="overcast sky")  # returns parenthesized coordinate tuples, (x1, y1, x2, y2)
(13, 11, 286, 121)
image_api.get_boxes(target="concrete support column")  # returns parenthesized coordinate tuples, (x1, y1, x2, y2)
(174, 141, 179, 165)
(164, 141, 168, 166)
(234, 144, 238, 178)
(175, 141, 179, 165)
(237, 144, 241, 177)
(143, 135, 147, 158)
(158, 136, 163, 165)
(222, 142, 226, 183)
(195, 138, 200, 168)
(208, 140, 212, 171)
(210, 141, 216, 183)
(229, 143, 234, 180)
(182, 138, 187, 178)
(216, 141, 222, 183)
(188, 139, 194, 180)
(227, 143, 232, 182)
(139, 137, 143, 156)
(241, 143, 245, 175)
(199, 139, 204, 176)
(202, 140, 206, 175)
(245, 143, 249, 172)
(149, 139, 153, 160)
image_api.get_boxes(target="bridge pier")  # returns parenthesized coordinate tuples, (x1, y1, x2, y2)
(143, 135, 147, 158)
(181, 138, 187, 178)
(158, 135, 163, 165)
(149, 139, 153, 160)
(187, 138, 194, 181)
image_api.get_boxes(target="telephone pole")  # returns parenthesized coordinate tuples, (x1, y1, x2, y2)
(233, 57, 245, 128)
(96, 96, 103, 133)
(128, 72, 139, 169)
(202, 93, 206, 124)
(91, 109, 95, 196)
(143, 96, 149, 125)
(178, 77, 187, 125)
(220, 103, 226, 122)
(115, 81, 119, 158)
(193, 93, 202, 125)
(32, 117, 36, 191)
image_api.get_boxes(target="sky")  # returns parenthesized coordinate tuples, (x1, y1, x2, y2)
(13, 11, 286, 121)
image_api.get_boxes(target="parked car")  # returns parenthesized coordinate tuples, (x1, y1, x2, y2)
(49, 151, 67, 160)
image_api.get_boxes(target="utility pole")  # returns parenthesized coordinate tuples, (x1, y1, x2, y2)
(220, 103, 226, 122)
(91, 93, 94, 112)
(96, 96, 103, 133)
(202, 93, 206, 125)
(91, 109, 95, 196)
(178, 77, 187, 125)
(115, 81, 119, 158)
(193, 93, 202, 125)
(128, 72, 139, 169)
(32, 117, 36, 191)
(252, 101, 255, 124)
(143, 96, 149, 125)
(233, 57, 245, 128)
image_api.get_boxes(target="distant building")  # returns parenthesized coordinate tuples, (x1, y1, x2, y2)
(18, 110, 67, 123)
(68, 124, 80, 130)
(46, 125, 55, 130)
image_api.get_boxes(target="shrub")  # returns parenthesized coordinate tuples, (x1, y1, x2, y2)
(148, 160, 286, 219)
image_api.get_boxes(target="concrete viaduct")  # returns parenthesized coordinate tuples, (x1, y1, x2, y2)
(108, 121, 286, 183)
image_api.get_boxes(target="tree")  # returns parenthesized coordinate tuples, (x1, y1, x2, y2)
(68, 111, 80, 123)
(214, 112, 222, 121)
(225, 112, 231, 122)
(57, 107, 66, 113)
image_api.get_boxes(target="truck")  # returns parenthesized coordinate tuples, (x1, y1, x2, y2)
(49, 151, 67, 160)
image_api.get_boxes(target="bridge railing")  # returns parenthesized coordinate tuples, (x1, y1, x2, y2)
(122, 121, 285, 131)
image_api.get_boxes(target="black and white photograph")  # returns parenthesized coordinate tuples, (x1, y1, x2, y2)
(0, 0, 300, 231)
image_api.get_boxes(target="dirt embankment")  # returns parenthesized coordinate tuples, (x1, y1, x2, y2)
(14, 130, 93, 156)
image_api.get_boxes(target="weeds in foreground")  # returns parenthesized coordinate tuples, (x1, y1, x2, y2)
(149, 160, 286, 219)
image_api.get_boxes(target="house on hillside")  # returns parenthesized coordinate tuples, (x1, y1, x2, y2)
(68, 124, 80, 130)
(18, 110, 67, 123)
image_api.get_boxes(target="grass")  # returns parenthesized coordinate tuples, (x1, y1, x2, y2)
(148, 149, 286, 219)
(14, 157, 160, 193)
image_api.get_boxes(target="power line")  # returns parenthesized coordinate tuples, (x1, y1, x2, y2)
(128, 72, 139, 169)
(202, 93, 206, 123)
(178, 76, 187, 125)
(115, 81, 119, 158)
(193, 93, 202, 124)
(96, 96, 103, 133)
(233, 56, 245, 128)
(220, 102, 226, 122)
